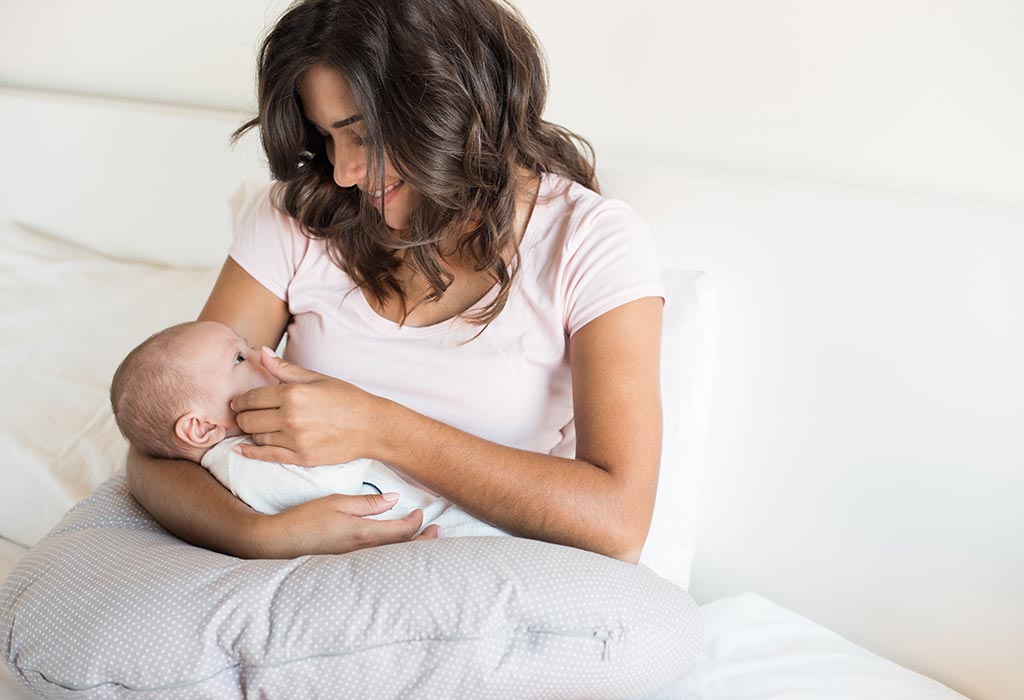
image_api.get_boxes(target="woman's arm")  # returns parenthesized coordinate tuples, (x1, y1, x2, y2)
(234, 296, 664, 562)
(380, 297, 664, 562)
(197, 256, 294, 350)
(126, 258, 434, 557)
(126, 445, 268, 556)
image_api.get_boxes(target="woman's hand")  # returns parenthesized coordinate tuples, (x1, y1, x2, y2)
(230, 348, 388, 466)
(252, 493, 440, 558)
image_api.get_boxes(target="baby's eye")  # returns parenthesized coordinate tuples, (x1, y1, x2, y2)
(234, 352, 246, 365)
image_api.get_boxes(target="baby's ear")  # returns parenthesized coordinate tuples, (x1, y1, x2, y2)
(174, 413, 227, 450)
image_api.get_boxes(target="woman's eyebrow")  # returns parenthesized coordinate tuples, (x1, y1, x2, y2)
(331, 115, 363, 129)
(305, 115, 363, 131)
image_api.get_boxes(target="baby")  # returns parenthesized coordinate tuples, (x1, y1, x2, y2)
(109, 320, 505, 538)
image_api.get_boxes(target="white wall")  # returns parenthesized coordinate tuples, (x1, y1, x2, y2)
(2, 0, 1022, 207)
(2, 2, 1022, 699)
(622, 163, 1023, 700)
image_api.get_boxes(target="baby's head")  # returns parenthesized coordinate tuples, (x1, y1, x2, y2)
(110, 321, 278, 461)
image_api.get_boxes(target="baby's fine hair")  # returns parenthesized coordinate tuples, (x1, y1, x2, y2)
(110, 322, 207, 460)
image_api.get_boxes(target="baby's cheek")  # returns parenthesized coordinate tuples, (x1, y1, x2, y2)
(252, 365, 279, 388)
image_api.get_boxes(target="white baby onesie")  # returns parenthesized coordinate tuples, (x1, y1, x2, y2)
(201, 436, 507, 538)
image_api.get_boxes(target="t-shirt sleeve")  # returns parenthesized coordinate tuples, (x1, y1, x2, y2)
(562, 199, 666, 337)
(227, 181, 310, 302)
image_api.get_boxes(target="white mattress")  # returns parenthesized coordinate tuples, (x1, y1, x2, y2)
(0, 539, 965, 700)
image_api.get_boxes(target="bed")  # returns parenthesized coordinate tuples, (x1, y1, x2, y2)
(0, 86, 971, 699)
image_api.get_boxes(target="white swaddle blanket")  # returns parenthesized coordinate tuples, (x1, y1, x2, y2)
(201, 436, 507, 538)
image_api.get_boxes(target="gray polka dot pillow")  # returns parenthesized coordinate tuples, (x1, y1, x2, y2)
(1, 472, 701, 699)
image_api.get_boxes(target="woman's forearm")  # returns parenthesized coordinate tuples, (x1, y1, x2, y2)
(375, 402, 654, 562)
(125, 446, 267, 558)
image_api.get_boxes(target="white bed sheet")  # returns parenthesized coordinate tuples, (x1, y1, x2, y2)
(1, 541, 965, 700)
(647, 593, 968, 700)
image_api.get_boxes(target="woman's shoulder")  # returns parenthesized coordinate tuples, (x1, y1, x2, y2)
(227, 180, 324, 297)
(526, 173, 664, 337)
(231, 181, 305, 234)
(538, 171, 632, 214)
(532, 171, 654, 254)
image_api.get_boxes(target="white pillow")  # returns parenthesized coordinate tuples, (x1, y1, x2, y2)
(643, 268, 717, 589)
(0, 220, 218, 546)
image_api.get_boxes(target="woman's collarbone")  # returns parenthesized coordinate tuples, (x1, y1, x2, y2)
(366, 268, 496, 327)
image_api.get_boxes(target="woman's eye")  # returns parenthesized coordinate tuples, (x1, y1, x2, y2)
(234, 352, 246, 365)
(353, 134, 369, 147)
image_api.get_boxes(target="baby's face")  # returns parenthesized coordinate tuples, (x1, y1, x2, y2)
(184, 322, 279, 430)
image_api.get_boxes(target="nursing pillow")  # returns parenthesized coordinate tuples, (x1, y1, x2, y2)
(1, 473, 701, 699)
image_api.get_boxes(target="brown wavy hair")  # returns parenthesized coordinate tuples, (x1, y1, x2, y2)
(231, 0, 598, 335)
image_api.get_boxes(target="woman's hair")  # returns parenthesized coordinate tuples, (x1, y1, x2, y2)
(232, 0, 598, 334)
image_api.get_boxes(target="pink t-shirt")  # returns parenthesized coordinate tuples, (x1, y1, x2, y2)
(228, 172, 665, 458)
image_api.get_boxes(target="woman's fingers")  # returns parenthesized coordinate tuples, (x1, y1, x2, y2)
(236, 408, 288, 436)
(267, 496, 436, 557)
(230, 384, 285, 413)
(326, 497, 440, 544)
(258, 347, 325, 384)
(351, 510, 427, 548)
(234, 440, 299, 465)
(248, 431, 289, 447)
(339, 493, 406, 517)
(414, 524, 441, 541)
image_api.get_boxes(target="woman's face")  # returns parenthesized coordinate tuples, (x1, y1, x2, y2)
(297, 64, 417, 231)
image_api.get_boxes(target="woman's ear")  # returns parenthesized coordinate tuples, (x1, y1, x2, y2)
(174, 413, 228, 450)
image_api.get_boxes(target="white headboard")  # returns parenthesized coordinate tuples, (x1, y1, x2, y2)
(0, 87, 268, 267)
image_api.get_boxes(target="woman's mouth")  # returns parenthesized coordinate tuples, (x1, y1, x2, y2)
(368, 180, 404, 206)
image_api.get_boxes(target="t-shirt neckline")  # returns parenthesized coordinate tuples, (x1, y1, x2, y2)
(351, 171, 553, 337)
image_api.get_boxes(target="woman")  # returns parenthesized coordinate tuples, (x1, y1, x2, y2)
(127, 0, 665, 563)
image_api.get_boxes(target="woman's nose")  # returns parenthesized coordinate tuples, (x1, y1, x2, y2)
(332, 142, 366, 189)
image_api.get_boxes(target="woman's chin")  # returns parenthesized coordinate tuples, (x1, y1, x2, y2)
(384, 216, 411, 232)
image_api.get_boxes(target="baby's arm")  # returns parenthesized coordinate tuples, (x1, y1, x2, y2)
(205, 436, 371, 515)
